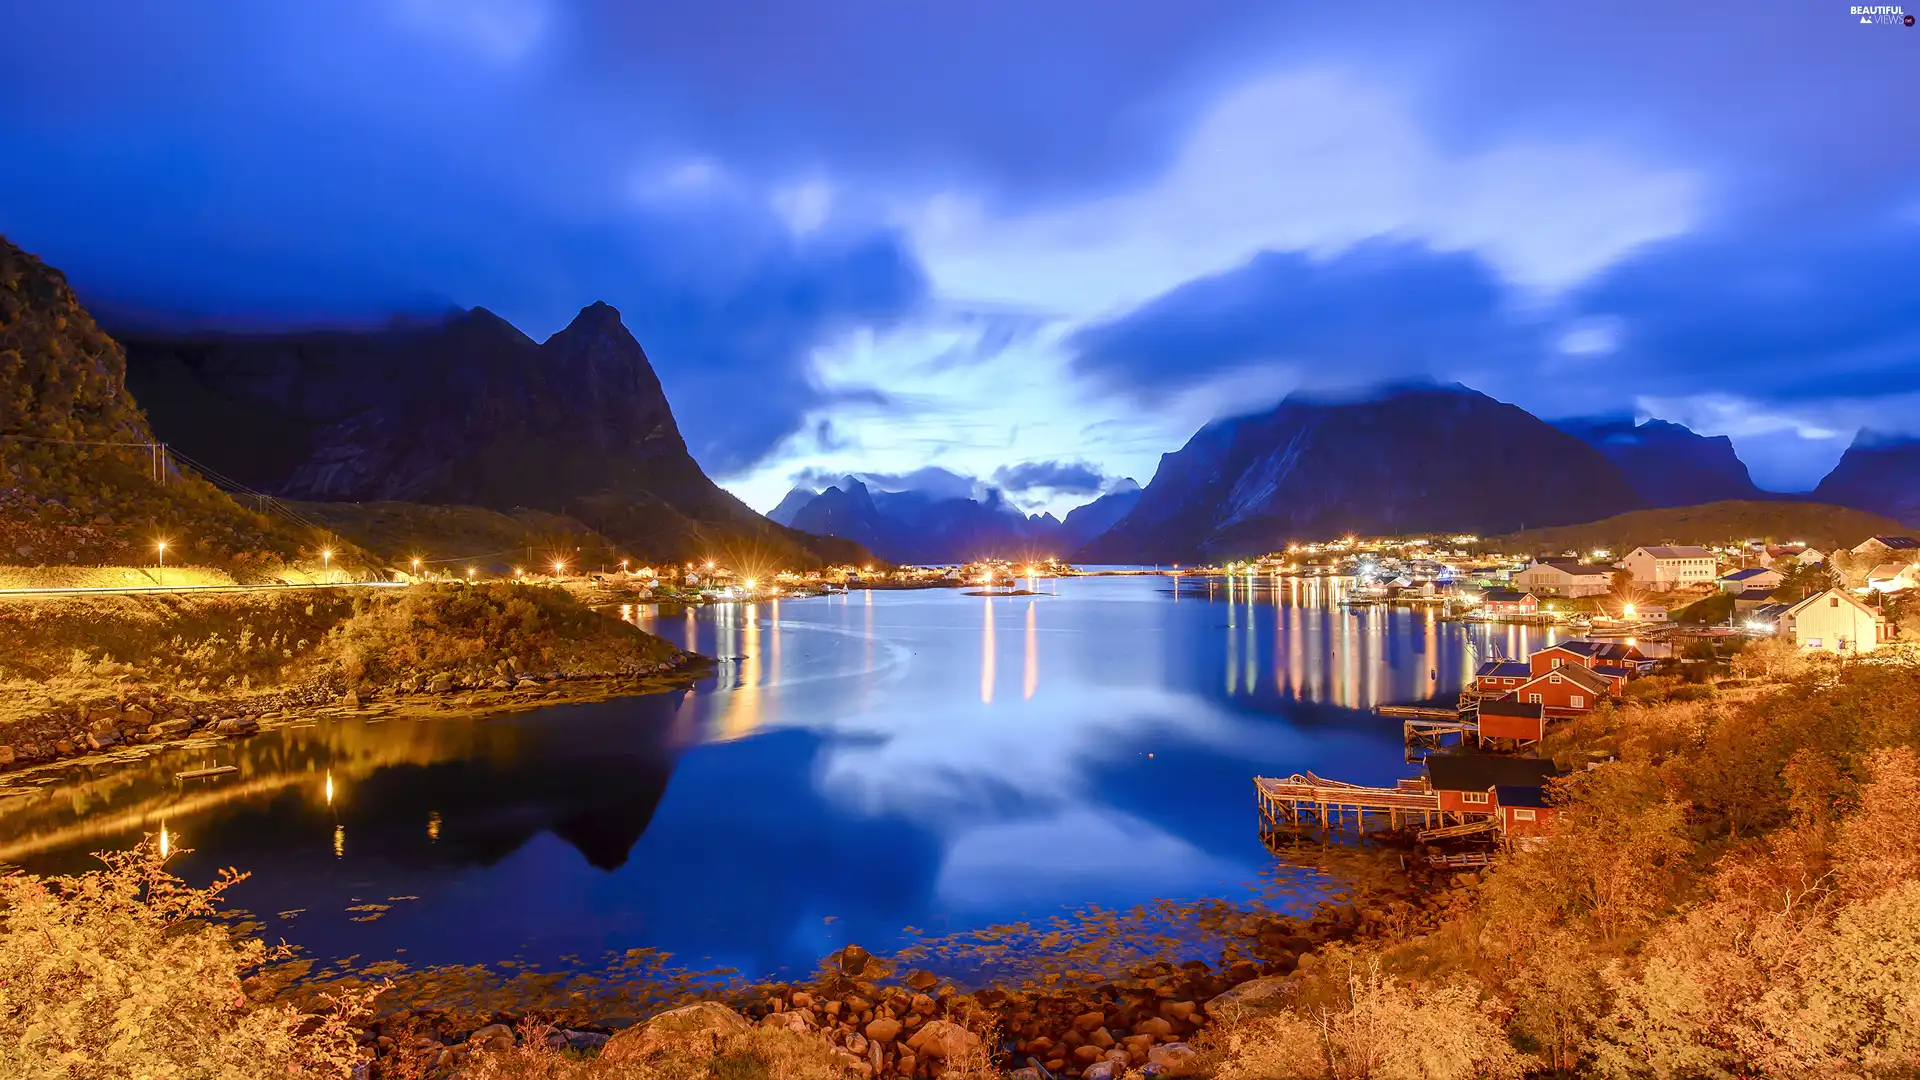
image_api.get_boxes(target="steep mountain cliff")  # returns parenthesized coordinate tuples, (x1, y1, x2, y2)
(1813, 430, 1920, 527)
(1080, 384, 1642, 562)
(1553, 415, 1762, 507)
(0, 237, 317, 568)
(120, 304, 869, 567)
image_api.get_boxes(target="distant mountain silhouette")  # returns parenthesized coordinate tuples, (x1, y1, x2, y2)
(767, 485, 819, 527)
(1553, 415, 1762, 507)
(784, 476, 1074, 564)
(119, 305, 869, 566)
(1055, 478, 1142, 555)
(1813, 429, 1920, 527)
(1080, 383, 1642, 562)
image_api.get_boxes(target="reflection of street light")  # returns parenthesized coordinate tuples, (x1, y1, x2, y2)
(155, 539, 168, 586)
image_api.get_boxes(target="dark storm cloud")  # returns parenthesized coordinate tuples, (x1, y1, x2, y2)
(1566, 224, 1920, 406)
(990, 461, 1110, 496)
(1069, 242, 1520, 398)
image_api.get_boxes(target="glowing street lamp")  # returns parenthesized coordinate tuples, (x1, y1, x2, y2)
(513, 567, 523, 578)
(705, 561, 715, 571)
(155, 539, 168, 586)
(411, 557, 422, 577)
(552, 559, 566, 576)
(466, 566, 475, 581)
(321, 548, 333, 579)
(744, 577, 758, 590)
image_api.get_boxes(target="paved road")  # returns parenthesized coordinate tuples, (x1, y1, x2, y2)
(0, 581, 409, 598)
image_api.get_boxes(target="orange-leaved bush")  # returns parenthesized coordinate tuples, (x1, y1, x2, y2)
(0, 839, 376, 1079)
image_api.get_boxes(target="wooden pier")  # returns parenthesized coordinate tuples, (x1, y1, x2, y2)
(1255, 773, 1441, 833)
(1375, 702, 1478, 749)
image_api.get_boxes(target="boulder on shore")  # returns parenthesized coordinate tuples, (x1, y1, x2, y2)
(601, 1002, 750, 1065)
(1204, 976, 1294, 1023)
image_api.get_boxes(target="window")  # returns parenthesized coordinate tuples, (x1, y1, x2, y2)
(1831, 597, 1840, 608)
(1462, 791, 1490, 804)
(1527, 693, 1542, 704)
(1551, 657, 1563, 668)
(1570, 695, 1585, 708)
(1549, 674, 1561, 684)
(1512, 809, 1536, 821)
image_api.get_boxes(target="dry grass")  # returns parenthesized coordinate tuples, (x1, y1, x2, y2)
(453, 1023, 854, 1080)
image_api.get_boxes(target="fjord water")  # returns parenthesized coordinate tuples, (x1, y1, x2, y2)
(0, 576, 1567, 982)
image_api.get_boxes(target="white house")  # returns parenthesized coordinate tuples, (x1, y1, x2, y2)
(1774, 588, 1890, 653)
(1867, 562, 1920, 593)
(1621, 546, 1717, 592)
(1513, 560, 1615, 598)
(1718, 566, 1783, 594)
(1758, 545, 1825, 569)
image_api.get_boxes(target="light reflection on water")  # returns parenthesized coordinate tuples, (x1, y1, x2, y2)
(0, 575, 1570, 981)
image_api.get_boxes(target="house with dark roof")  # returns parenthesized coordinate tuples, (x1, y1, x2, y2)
(1853, 536, 1920, 565)
(1476, 696, 1547, 746)
(1718, 566, 1783, 594)
(1472, 661, 1532, 697)
(1426, 754, 1562, 816)
(1507, 663, 1612, 717)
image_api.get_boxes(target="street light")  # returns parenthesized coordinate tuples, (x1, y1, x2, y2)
(466, 566, 475, 581)
(155, 539, 168, 587)
(321, 549, 332, 580)
(411, 557, 422, 577)
(552, 560, 566, 576)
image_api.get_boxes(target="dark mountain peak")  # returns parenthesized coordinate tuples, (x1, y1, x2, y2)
(1552, 414, 1760, 507)
(1815, 430, 1920, 526)
(561, 300, 625, 330)
(1082, 383, 1641, 562)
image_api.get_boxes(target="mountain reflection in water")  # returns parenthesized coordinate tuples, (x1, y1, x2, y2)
(0, 575, 1573, 981)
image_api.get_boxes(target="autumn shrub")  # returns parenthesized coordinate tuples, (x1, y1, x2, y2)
(0, 840, 375, 1079)
(321, 582, 677, 685)
(1206, 955, 1527, 1080)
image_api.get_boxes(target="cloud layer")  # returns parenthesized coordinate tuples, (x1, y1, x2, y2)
(1, 1, 1912, 499)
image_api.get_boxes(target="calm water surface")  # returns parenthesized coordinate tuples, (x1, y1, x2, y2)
(0, 576, 1570, 980)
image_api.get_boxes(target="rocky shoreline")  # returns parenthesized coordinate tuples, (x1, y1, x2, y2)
(343, 854, 1478, 1080)
(0, 650, 714, 783)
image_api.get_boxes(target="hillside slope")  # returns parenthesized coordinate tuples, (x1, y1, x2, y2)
(1492, 499, 1903, 555)
(1081, 383, 1641, 562)
(0, 237, 322, 571)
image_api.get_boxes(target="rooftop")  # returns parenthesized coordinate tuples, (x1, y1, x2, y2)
(1427, 754, 1562, 793)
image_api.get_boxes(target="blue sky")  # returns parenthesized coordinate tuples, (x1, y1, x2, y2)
(2, 1, 1915, 510)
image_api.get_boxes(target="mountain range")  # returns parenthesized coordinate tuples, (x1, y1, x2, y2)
(771, 475, 1142, 564)
(1079, 383, 1646, 562)
(118, 303, 871, 567)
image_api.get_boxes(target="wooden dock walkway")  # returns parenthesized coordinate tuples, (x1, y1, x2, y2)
(1255, 773, 1441, 833)
(1375, 702, 1478, 749)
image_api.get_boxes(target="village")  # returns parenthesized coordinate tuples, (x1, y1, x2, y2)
(1249, 528, 1920, 873)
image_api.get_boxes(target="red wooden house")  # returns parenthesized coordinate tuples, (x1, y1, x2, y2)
(1479, 588, 1538, 617)
(1471, 661, 1531, 697)
(1425, 754, 1561, 819)
(1492, 784, 1559, 839)
(1506, 662, 1611, 717)
(1476, 695, 1547, 747)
